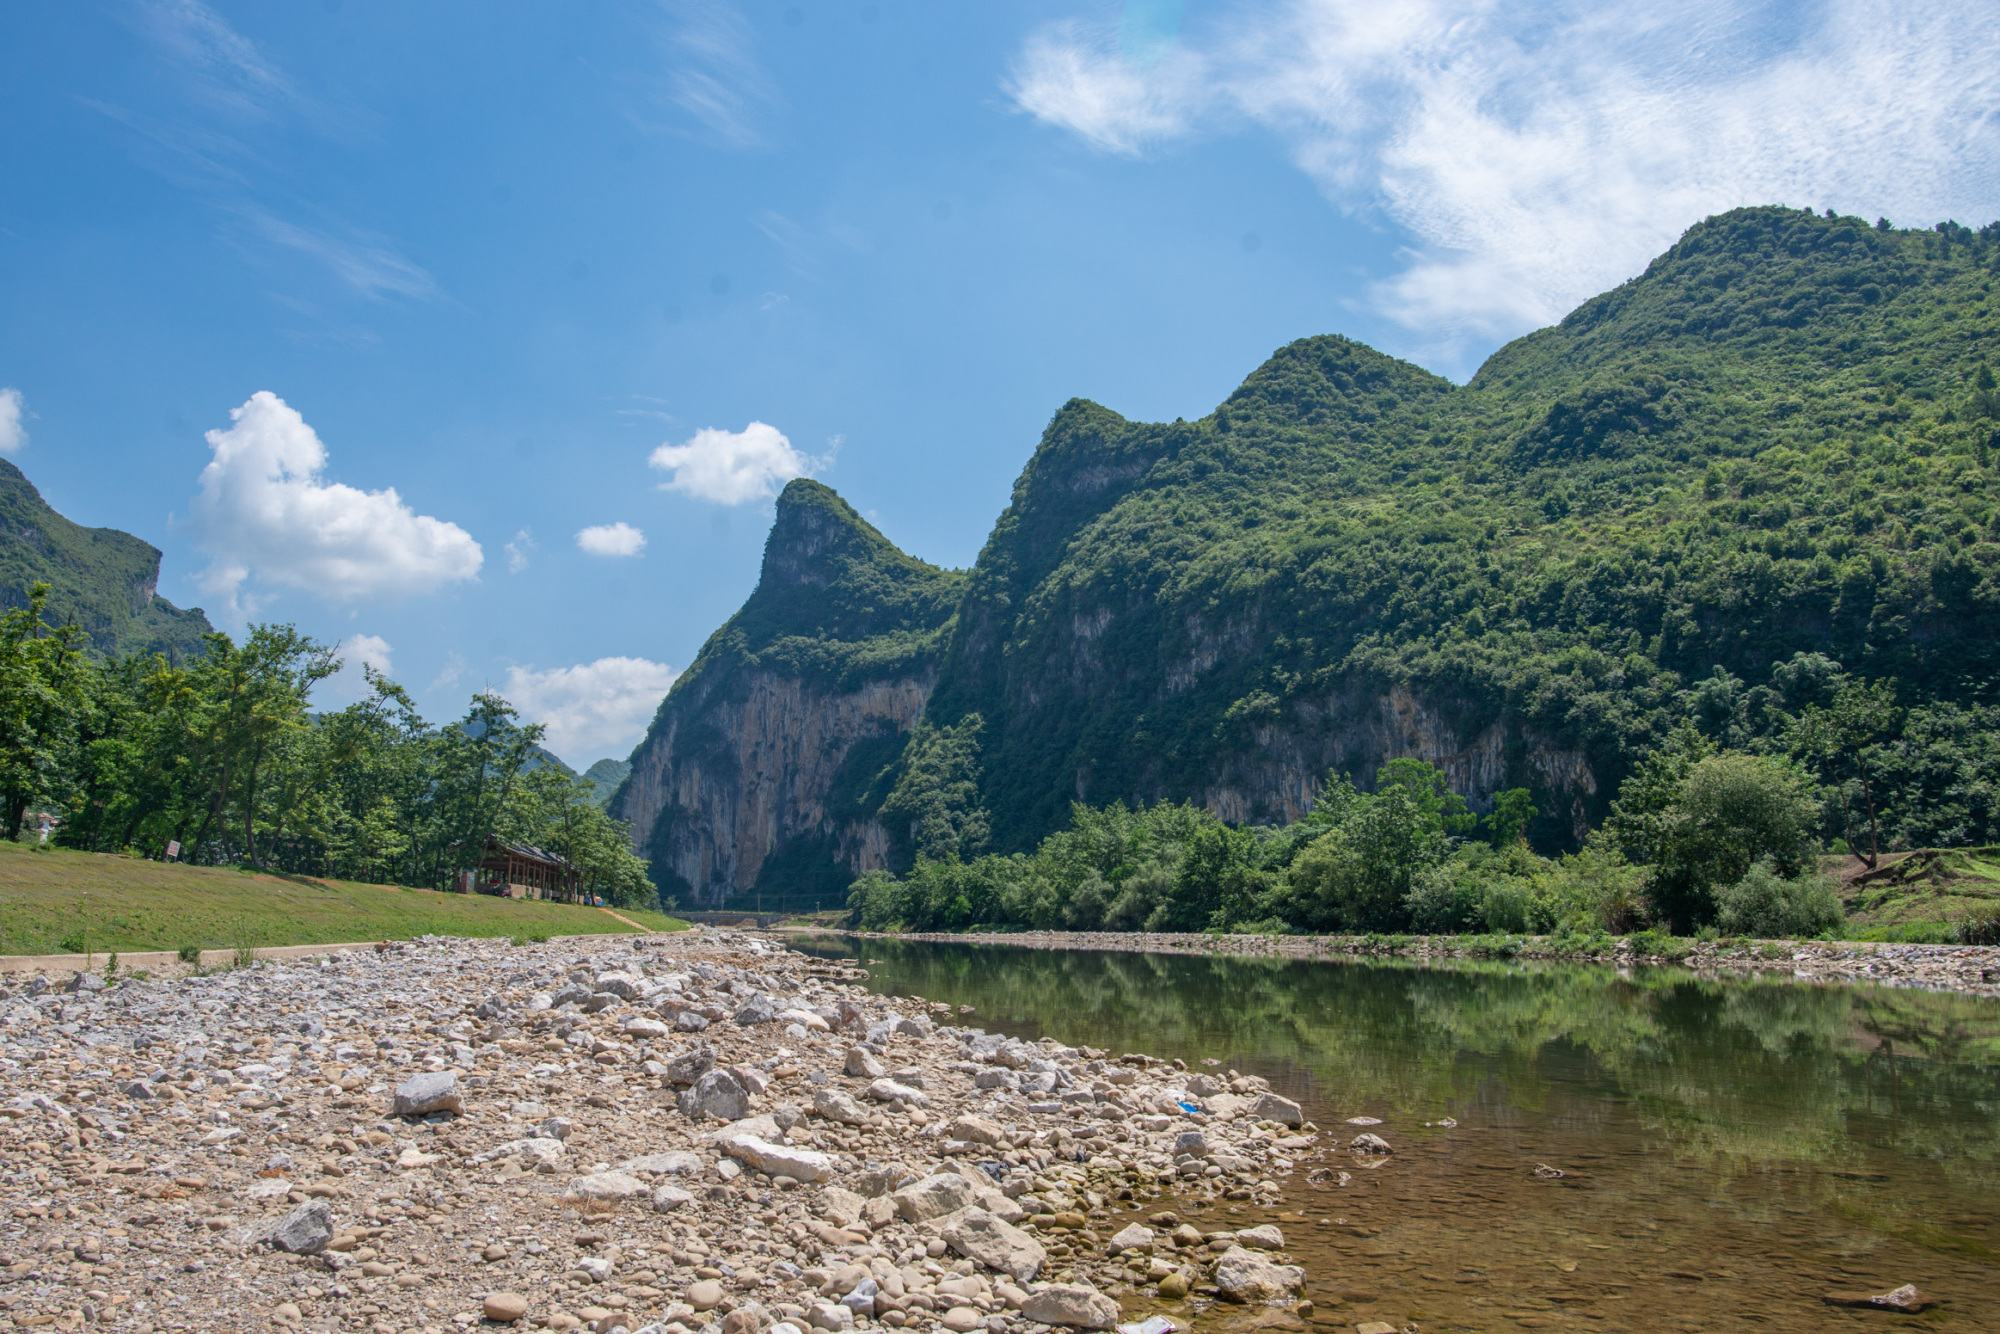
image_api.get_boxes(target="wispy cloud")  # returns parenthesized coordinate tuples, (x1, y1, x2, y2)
(244, 211, 440, 301)
(505, 529, 536, 574)
(639, 0, 781, 150)
(138, 0, 297, 121)
(101, 2, 430, 309)
(1009, 0, 2000, 363)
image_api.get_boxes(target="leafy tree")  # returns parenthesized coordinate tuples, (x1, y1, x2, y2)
(879, 715, 990, 866)
(1485, 788, 1538, 847)
(1788, 677, 1900, 866)
(0, 585, 87, 839)
(1643, 752, 1822, 932)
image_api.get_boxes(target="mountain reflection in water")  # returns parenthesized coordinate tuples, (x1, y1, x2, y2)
(789, 934, 2000, 1332)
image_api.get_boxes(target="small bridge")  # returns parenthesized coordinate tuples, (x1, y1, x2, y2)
(677, 910, 786, 929)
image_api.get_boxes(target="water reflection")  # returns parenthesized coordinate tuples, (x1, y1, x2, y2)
(789, 935, 2000, 1330)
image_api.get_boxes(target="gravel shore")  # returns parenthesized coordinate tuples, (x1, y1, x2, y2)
(0, 930, 1326, 1334)
(853, 929, 2000, 997)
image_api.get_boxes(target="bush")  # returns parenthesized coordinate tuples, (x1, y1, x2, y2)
(1957, 906, 2000, 946)
(1405, 866, 1484, 934)
(177, 944, 201, 963)
(1530, 840, 1648, 933)
(1715, 859, 1845, 939)
(1481, 881, 1533, 933)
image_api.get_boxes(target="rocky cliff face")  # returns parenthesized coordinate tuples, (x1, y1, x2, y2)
(612, 482, 963, 908)
(620, 667, 932, 904)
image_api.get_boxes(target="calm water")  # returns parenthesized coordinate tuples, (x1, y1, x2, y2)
(788, 934, 2000, 1333)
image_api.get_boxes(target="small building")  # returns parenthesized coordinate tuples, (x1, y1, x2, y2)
(465, 835, 582, 901)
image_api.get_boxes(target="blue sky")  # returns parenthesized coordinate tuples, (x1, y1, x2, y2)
(2, 1, 1996, 767)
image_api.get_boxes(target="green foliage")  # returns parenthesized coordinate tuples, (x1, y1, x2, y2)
(1642, 752, 1822, 931)
(1956, 907, 2000, 946)
(1485, 788, 1538, 847)
(0, 591, 660, 906)
(883, 208, 2000, 858)
(1715, 858, 1845, 939)
(879, 715, 990, 865)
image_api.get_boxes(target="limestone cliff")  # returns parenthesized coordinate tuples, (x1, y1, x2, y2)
(613, 482, 963, 908)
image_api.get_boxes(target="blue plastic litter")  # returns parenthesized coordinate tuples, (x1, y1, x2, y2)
(1178, 1101, 1200, 1113)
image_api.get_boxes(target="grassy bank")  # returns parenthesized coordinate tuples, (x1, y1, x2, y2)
(0, 842, 685, 956)
(1832, 847, 2000, 941)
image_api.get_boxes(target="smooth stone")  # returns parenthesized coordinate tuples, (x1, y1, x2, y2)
(483, 1293, 530, 1323)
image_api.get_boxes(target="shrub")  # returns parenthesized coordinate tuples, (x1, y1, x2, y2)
(1481, 881, 1533, 934)
(1405, 866, 1484, 934)
(177, 944, 202, 963)
(1957, 906, 2000, 946)
(1715, 859, 1845, 939)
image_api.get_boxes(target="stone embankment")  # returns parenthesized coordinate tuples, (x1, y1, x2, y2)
(0, 931, 1330, 1334)
(858, 930, 2000, 997)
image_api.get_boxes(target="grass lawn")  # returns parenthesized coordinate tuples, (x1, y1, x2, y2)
(1833, 847, 2000, 942)
(0, 841, 686, 956)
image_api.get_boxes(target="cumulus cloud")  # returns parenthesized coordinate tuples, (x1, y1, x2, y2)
(500, 657, 680, 766)
(0, 389, 25, 455)
(1009, 0, 2000, 358)
(317, 633, 394, 706)
(649, 421, 826, 505)
(190, 391, 483, 615)
(576, 521, 647, 557)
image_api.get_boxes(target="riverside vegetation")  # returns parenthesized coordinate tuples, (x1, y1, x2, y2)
(0, 592, 654, 908)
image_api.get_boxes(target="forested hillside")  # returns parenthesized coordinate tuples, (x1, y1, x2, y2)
(620, 207, 2000, 915)
(0, 459, 213, 660)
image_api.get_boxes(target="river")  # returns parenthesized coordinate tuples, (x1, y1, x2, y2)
(786, 933, 2000, 1332)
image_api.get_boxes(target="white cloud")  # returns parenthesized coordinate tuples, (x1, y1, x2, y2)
(649, 421, 826, 505)
(246, 212, 441, 301)
(1009, 0, 2000, 360)
(190, 391, 483, 615)
(500, 657, 680, 766)
(0, 389, 26, 455)
(642, 0, 781, 150)
(505, 528, 536, 573)
(576, 521, 647, 557)
(317, 633, 394, 706)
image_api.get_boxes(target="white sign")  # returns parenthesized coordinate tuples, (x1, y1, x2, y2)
(165, 841, 181, 859)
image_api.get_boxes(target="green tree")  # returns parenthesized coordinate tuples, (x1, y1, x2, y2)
(1485, 788, 1538, 847)
(880, 715, 990, 865)
(0, 585, 88, 839)
(1788, 677, 1900, 867)
(1644, 752, 1822, 932)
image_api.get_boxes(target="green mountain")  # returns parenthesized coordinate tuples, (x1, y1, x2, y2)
(583, 758, 630, 808)
(0, 458, 213, 660)
(618, 207, 2000, 908)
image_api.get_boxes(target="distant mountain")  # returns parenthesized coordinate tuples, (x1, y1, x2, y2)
(583, 759, 630, 808)
(0, 458, 213, 660)
(618, 207, 2000, 908)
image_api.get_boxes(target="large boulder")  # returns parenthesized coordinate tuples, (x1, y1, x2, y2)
(947, 1114, 1006, 1147)
(594, 971, 644, 999)
(1250, 1093, 1305, 1127)
(1213, 1246, 1304, 1303)
(1019, 1283, 1118, 1329)
(813, 1088, 869, 1126)
(865, 1078, 929, 1109)
(391, 1071, 462, 1117)
(564, 1172, 648, 1202)
(678, 1069, 751, 1121)
(940, 1208, 1045, 1283)
(734, 994, 779, 1025)
(844, 1047, 887, 1079)
(269, 1201, 333, 1255)
(666, 1044, 716, 1086)
(893, 1172, 977, 1223)
(1106, 1223, 1154, 1255)
(718, 1133, 834, 1183)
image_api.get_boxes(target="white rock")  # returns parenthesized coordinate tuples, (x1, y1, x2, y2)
(1020, 1283, 1118, 1329)
(1213, 1246, 1304, 1302)
(565, 1171, 648, 1201)
(865, 1078, 929, 1108)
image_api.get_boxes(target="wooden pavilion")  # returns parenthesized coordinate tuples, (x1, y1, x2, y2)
(467, 835, 583, 902)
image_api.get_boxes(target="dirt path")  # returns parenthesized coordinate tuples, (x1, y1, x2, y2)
(596, 905, 656, 932)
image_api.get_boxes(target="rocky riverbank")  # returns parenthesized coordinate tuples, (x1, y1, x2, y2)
(0, 930, 1330, 1334)
(840, 929, 2000, 997)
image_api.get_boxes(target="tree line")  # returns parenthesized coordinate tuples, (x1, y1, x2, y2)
(848, 649, 1995, 943)
(0, 586, 655, 906)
